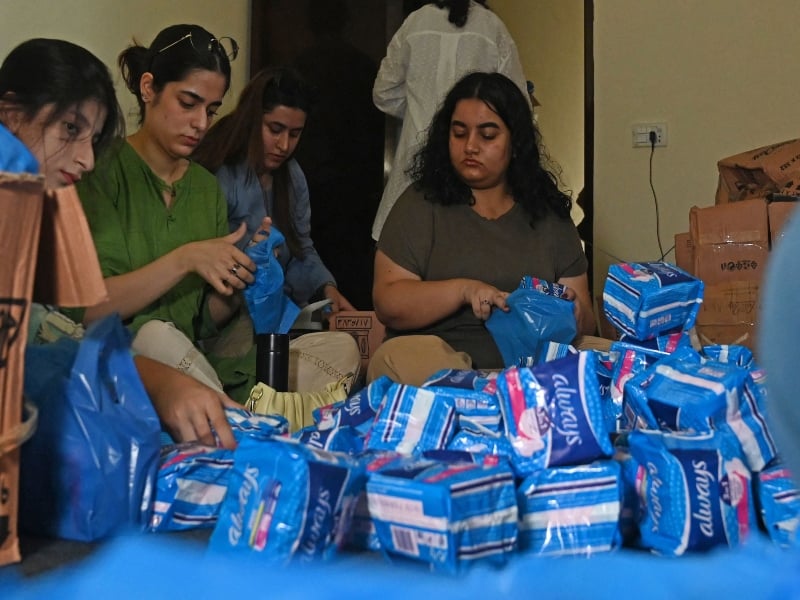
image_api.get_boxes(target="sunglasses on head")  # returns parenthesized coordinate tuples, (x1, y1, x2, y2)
(157, 31, 239, 61)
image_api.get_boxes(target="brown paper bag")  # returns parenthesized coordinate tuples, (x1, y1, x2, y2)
(0, 175, 106, 566)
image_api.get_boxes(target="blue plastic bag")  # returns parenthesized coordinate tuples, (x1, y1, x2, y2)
(244, 227, 300, 334)
(20, 314, 161, 541)
(0, 122, 39, 174)
(486, 288, 577, 367)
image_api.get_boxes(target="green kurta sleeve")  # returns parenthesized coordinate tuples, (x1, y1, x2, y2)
(75, 141, 229, 340)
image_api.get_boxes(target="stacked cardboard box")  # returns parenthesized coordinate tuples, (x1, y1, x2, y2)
(0, 175, 106, 566)
(329, 311, 386, 373)
(674, 140, 800, 351)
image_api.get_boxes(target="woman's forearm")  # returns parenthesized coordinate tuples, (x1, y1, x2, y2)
(83, 247, 189, 325)
(374, 277, 472, 330)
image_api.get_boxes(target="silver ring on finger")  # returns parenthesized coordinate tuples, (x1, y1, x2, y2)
(230, 263, 240, 276)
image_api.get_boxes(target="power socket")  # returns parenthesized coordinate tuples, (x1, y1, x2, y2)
(632, 123, 668, 147)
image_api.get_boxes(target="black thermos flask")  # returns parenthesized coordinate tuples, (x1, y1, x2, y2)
(256, 333, 289, 391)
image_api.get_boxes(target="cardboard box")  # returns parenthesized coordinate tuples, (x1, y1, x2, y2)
(690, 198, 769, 285)
(694, 323, 757, 350)
(767, 200, 799, 247)
(0, 175, 106, 566)
(717, 139, 800, 204)
(329, 311, 386, 373)
(674, 232, 694, 273)
(694, 280, 760, 351)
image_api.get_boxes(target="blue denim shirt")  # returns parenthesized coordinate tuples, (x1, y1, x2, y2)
(216, 159, 335, 306)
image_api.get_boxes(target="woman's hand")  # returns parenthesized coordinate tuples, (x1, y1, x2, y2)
(324, 284, 356, 313)
(134, 356, 240, 449)
(462, 281, 510, 321)
(182, 222, 256, 295)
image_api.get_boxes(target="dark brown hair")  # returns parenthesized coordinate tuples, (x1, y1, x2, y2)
(194, 67, 317, 257)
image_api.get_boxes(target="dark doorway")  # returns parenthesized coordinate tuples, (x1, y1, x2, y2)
(250, 0, 403, 310)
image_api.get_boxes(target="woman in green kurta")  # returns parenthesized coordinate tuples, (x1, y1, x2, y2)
(76, 24, 259, 401)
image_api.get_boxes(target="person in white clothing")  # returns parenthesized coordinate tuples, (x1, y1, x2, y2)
(371, 0, 529, 241)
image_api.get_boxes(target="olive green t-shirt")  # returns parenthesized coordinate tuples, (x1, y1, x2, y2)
(378, 185, 588, 368)
(75, 140, 228, 340)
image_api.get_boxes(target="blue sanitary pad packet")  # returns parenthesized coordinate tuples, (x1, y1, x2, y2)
(313, 375, 391, 435)
(603, 261, 704, 340)
(209, 437, 366, 563)
(495, 352, 613, 476)
(424, 385, 502, 432)
(365, 383, 457, 455)
(517, 460, 622, 556)
(519, 340, 578, 367)
(518, 275, 568, 297)
(616, 444, 645, 547)
(732, 366, 778, 472)
(422, 368, 498, 391)
(623, 346, 732, 432)
(149, 443, 235, 532)
(612, 344, 689, 431)
(593, 350, 618, 434)
(293, 424, 364, 455)
(366, 454, 518, 574)
(623, 347, 778, 471)
(226, 407, 288, 441)
(618, 329, 692, 355)
(160, 406, 288, 447)
(754, 460, 800, 549)
(702, 344, 757, 369)
(447, 429, 512, 456)
(628, 429, 756, 555)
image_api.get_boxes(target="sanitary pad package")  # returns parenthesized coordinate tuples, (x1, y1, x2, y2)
(366, 455, 518, 574)
(149, 443, 234, 532)
(314, 375, 391, 435)
(210, 437, 366, 563)
(517, 460, 622, 556)
(628, 429, 755, 555)
(754, 461, 800, 548)
(623, 348, 778, 471)
(365, 383, 457, 455)
(495, 353, 613, 475)
(603, 262, 704, 340)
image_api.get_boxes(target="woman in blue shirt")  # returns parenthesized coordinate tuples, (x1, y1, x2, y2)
(194, 67, 355, 312)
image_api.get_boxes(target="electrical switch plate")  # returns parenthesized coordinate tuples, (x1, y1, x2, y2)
(632, 123, 668, 147)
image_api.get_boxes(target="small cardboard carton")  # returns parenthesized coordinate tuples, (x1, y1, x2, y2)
(690, 198, 770, 285)
(329, 311, 386, 373)
(716, 139, 800, 204)
(0, 174, 107, 566)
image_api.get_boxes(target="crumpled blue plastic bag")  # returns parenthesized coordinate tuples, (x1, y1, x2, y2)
(0, 122, 39, 173)
(20, 314, 161, 541)
(243, 227, 300, 334)
(486, 288, 577, 367)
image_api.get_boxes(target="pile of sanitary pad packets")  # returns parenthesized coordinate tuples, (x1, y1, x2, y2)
(145, 262, 798, 574)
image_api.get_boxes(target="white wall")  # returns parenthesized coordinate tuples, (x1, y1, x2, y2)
(493, 0, 585, 219)
(0, 0, 251, 130)
(593, 0, 800, 295)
